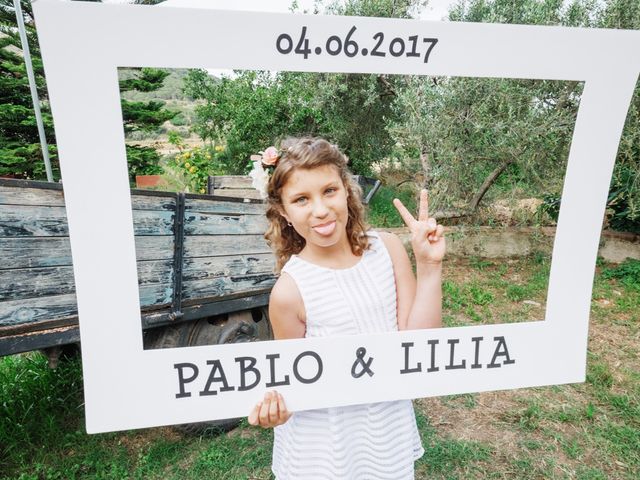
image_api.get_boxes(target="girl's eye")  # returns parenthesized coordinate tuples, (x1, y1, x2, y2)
(295, 197, 307, 204)
(325, 187, 337, 194)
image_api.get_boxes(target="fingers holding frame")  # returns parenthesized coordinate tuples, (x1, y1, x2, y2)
(248, 402, 262, 426)
(247, 391, 291, 428)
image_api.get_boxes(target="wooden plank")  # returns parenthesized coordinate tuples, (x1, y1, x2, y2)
(0, 283, 173, 327)
(130, 194, 176, 211)
(183, 254, 275, 280)
(0, 184, 176, 211)
(0, 325, 80, 357)
(143, 293, 270, 329)
(184, 212, 268, 235)
(0, 293, 78, 327)
(0, 206, 69, 236)
(212, 176, 254, 189)
(185, 197, 266, 215)
(0, 290, 271, 336)
(184, 235, 272, 258)
(0, 260, 173, 301)
(0, 206, 174, 237)
(0, 266, 76, 299)
(0, 237, 74, 268)
(131, 210, 174, 235)
(1, 236, 174, 269)
(183, 274, 276, 301)
(0, 274, 274, 328)
(211, 189, 263, 200)
(0, 184, 65, 207)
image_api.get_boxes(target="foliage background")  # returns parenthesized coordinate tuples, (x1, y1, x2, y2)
(1, 0, 638, 229)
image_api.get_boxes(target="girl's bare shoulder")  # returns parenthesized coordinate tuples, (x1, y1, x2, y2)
(269, 272, 306, 338)
(377, 231, 407, 258)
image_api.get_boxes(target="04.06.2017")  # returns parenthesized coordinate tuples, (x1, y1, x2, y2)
(276, 26, 439, 63)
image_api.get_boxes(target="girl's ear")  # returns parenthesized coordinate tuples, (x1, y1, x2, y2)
(277, 207, 290, 224)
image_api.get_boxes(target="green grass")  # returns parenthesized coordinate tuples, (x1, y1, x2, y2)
(415, 410, 492, 477)
(2, 256, 640, 479)
(366, 184, 417, 228)
(0, 353, 84, 469)
(442, 253, 551, 326)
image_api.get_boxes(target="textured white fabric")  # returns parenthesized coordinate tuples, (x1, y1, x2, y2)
(273, 231, 424, 480)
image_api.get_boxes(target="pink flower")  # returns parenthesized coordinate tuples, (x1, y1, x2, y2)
(261, 146, 279, 166)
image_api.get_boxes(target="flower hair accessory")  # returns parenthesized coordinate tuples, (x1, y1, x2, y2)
(249, 146, 282, 199)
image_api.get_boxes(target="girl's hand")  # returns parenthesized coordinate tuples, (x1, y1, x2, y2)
(393, 189, 445, 266)
(248, 391, 292, 428)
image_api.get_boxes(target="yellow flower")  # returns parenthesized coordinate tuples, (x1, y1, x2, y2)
(206, 154, 212, 160)
(184, 162, 191, 168)
(189, 166, 197, 174)
(199, 188, 206, 194)
(184, 152, 191, 159)
(215, 145, 224, 152)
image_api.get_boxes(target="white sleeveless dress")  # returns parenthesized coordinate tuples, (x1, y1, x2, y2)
(272, 231, 424, 479)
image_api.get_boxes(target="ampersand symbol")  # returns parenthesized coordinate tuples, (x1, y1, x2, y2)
(351, 347, 374, 378)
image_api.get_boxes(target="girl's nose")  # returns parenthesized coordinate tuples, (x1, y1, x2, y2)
(312, 198, 329, 218)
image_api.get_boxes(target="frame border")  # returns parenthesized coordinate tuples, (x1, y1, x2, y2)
(33, 0, 640, 433)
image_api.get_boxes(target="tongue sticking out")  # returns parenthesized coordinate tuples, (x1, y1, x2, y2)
(314, 221, 336, 236)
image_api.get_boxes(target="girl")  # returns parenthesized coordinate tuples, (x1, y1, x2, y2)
(248, 138, 445, 479)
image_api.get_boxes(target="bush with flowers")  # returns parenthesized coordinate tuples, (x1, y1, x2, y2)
(167, 133, 226, 193)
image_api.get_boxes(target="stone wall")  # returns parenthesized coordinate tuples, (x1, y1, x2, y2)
(383, 226, 640, 263)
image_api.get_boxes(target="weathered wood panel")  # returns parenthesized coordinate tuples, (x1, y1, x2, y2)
(0, 260, 173, 302)
(0, 266, 77, 299)
(183, 254, 275, 280)
(0, 276, 275, 329)
(0, 325, 80, 357)
(1, 236, 174, 269)
(0, 206, 174, 237)
(184, 212, 268, 235)
(183, 235, 271, 258)
(211, 176, 254, 189)
(185, 197, 265, 215)
(0, 283, 173, 327)
(130, 194, 176, 211)
(130, 210, 174, 235)
(0, 206, 69, 236)
(0, 184, 64, 207)
(182, 273, 276, 301)
(0, 184, 176, 211)
(210, 189, 262, 200)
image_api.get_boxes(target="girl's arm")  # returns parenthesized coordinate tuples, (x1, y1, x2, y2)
(268, 272, 306, 340)
(380, 231, 442, 330)
(383, 189, 446, 330)
(248, 273, 305, 428)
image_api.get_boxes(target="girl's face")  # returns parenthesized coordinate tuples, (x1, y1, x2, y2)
(279, 164, 350, 249)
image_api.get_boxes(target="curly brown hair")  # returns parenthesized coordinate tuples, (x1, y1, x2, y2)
(264, 137, 371, 273)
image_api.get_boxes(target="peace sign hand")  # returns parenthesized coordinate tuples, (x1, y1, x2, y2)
(393, 189, 445, 266)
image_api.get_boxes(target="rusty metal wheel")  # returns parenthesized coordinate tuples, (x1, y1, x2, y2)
(144, 307, 272, 435)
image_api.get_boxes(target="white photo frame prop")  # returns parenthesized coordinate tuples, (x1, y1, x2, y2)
(33, 0, 640, 434)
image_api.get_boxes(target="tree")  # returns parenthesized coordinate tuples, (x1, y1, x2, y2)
(120, 67, 176, 184)
(598, 0, 640, 232)
(392, 74, 581, 217)
(184, 69, 323, 174)
(390, 0, 639, 228)
(0, 0, 58, 180)
(0, 0, 173, 184)
(184, 0, 425, 175)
